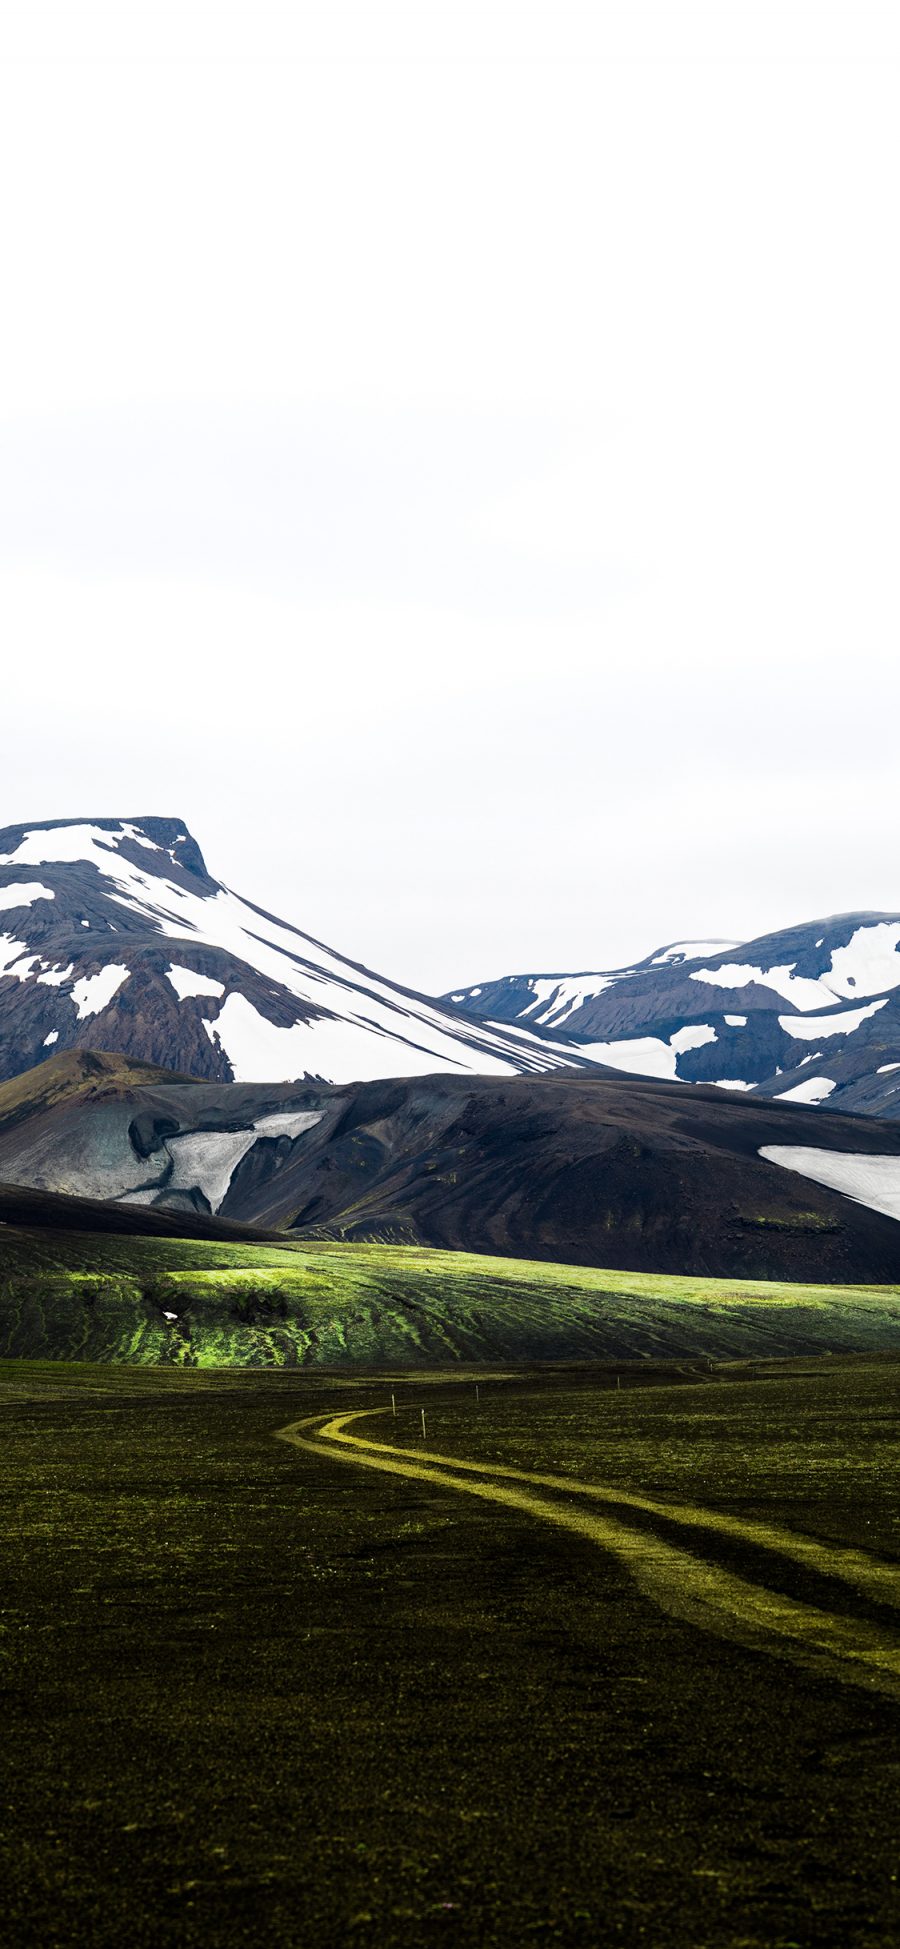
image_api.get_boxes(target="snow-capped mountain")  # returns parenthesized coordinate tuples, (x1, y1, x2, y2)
(444, 917, 900, 1119)
(0, 816, 595, 1087)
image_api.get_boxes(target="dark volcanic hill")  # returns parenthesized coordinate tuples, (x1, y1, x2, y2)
(0, 816, 591, 1088)
(0, 1179, 264, 1245)
(444, 915, 900, 1119)
(3, 1052, 900, 1282)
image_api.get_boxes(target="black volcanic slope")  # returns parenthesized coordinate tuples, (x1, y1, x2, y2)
(0, 1181, 264, 1244)
(2, 1053, 900, 1282)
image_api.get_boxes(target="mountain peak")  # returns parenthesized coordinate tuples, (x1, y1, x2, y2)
(0, 816, 210, 883)
(0, 813, 589, 1089)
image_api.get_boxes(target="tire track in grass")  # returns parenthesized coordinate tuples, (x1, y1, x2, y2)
(320, 1410, 900, 1612)
(276, 1409, 900, 1700)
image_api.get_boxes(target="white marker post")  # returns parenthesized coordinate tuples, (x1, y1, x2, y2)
(475, 1383, 480, 1406)
(391, 1392, 396, 1418)
(421, 1408, 427, 1440)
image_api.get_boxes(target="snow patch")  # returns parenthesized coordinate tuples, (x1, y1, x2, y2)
(759, 1146, 900, 1223)
(166, 1110, 322, 1212)
(649, 940, 738, 965)
(120, 824, 160, 852)
(36, 963, 74, 987)
(42, 1030, 59, 1046)
(252, 1111, 324, 1140)
(779, 998, 888, 1040)
(166, 964, 226, 1002)
(690, 962, 837, 1011)
(576, 1022, 716, 1082)
(724, 1015, 746, 1027)
(670, 1024, 717, 1055)
(826, 923, 900, 1000)
(522, 975, 615, 1028)
(0, 824, 130, 867)
(0, 934, 33, 979)
(0, 882, 55, 913)
(878, 1063, 900, 1075)
(774, 1076, 836, 1106)
(711, 1079, 753, 1091)
(70, 964, 130, 1020)
(205, 993, 520, 1085)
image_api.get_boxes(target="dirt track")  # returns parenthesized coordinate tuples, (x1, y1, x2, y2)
(279, 1406, 900, 1699)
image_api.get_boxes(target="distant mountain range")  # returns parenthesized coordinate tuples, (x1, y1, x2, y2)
(445, 918, 900, 1120)
(3, 1050, 900, 1281)
(0, 816, 593, 1087)
(2, 817, 899, 1123)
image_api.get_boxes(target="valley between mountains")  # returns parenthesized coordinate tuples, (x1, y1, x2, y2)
(2, 815, 900, 1366)
(5, 818, 900, 1949)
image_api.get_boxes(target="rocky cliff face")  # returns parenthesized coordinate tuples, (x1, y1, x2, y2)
(0, 817, 591, 1086)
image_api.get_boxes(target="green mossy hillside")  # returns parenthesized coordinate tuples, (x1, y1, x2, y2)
(3, 1224, 900, 1366)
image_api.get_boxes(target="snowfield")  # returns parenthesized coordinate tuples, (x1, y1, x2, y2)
(70, 965, 130, 1020)
(774, 1076, 836, 1106)
(166, 965, 227, 1002)
(691, 924, 900, 1012)
(204, 992, 523, 1084)
(0, 934, 31, 979)
(165, 1110, 322, 1212)
(577, 1022, 717, 1083)
(827, 922, 900, 1000)
(759, 1146, 900, 1223)
(691, 962, 844, 1011)
(778, 999, 888, 1040)
(0, 882, 55, 912)
(519, 975, 616, 1027)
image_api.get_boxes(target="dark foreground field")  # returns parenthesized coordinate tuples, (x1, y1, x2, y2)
(3, 1358, 900, 1946)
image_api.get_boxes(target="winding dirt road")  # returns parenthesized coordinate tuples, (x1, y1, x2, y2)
(277, 1406, 900, 1699)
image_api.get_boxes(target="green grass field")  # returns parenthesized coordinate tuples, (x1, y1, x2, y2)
(3, 1357, 900, 1947)
(3, 1223, 900, 1364)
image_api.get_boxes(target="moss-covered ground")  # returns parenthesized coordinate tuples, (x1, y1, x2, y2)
(3, 1226, 900, 1364)
(2, 1359, 900, 1945)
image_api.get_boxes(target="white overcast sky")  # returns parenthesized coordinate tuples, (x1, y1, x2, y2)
(1, 2, 898, 991)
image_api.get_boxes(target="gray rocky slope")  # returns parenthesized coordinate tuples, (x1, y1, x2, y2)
(444, 917, 900, 1120)
(3, 1053, 900, 1281)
